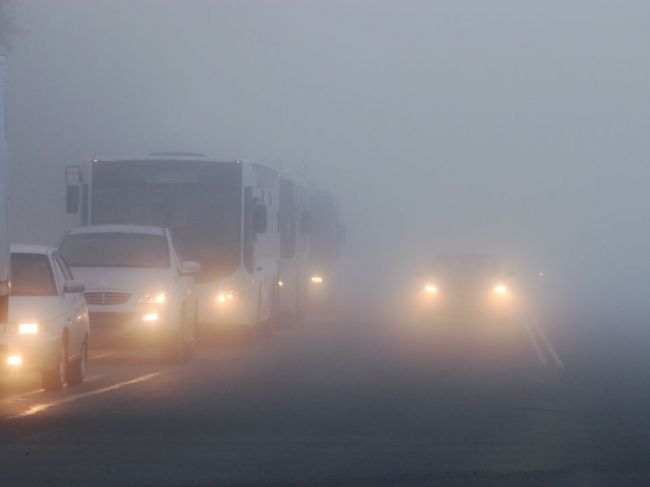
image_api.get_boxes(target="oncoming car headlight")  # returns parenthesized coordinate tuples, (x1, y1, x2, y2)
(310, 275, 323, 284)
(138, 291, 167, 305)
(423, 283, 438, 294)
(493, 284, 508, 295)
(18, 323, 39, 335)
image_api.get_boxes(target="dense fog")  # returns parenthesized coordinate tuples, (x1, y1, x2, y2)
(5, 0, 650, 320)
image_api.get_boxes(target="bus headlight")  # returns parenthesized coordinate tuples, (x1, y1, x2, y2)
(18, 323, 39, 335)
(216, 291, 235, 304)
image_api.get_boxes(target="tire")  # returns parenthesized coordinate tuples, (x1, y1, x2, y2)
(42, 340, 67, 391)
(66, 337, 87, 385)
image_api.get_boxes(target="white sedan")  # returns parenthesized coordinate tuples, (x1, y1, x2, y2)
(0, 245, 89, 390)
(59, 225, 200, 363)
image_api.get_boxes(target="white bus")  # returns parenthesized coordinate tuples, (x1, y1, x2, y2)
(65, 154, 281, 336)
(276, 174, 311, 323)
(0, 52, 9, 323)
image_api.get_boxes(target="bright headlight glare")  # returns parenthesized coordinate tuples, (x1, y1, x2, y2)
(7, 355, 22, 366)
(216, 291, 235, 304)
(424, 284, 438, 294)
(493, 284, 508, 295)
(142, 312, 159, 322)
(18, 323, 39, 335)
(138, 291, 167, 304)
(311, 275, 323, 284)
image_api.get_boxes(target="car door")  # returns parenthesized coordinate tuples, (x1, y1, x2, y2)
(52, 253, 86, 356)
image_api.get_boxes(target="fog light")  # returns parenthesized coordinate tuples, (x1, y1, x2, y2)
(7, 355, 22, 366)
(142, 312, 159, 322)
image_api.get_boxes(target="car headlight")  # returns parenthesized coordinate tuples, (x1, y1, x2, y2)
(493, 284, 508, 295)
(142, 312, 160, 322)
(18, 323, 39, 335)
(310, 275, 323, 284)
(138, 291, 167, 305)
(423, 283, 438, 294)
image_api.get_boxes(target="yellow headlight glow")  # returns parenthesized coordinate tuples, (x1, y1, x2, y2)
(18, 323, 39, 335)
(216, 292, 235, 304)
(493, 284, 508, 295)
(311, 276, 323, 284)
(7, 355, 22, 366)
(142, 312, 160, 322)
(424, 284, 438, 294)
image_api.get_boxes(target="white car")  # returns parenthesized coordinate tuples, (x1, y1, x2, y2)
(59, 225, 200, 363)
(0, 245, 89, 390)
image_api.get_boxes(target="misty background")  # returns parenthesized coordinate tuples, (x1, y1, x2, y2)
(4, 0, 650, 319)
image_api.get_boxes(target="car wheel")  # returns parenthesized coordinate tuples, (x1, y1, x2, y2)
(42, 340, 66, 391)
(66, 337, 87, 385)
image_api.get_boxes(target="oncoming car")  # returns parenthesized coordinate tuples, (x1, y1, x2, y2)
(413, 254, 520, 326)
(0, 245, 89, 390)
(59, 225, 201, 363)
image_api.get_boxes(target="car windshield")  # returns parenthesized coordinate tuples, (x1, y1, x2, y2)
(10, 253, 57, 296)
(59, 233, 169, 268)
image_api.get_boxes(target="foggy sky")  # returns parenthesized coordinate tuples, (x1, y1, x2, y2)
(6, 1, 650, 315)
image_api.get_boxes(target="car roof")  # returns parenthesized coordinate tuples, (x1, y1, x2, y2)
(66, 225, 166, 237)
(10, 244, 56, 255)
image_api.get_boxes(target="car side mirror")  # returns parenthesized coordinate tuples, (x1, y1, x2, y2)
(64, 280, 85, 294)
(181, 261, 202, 275)
(253, 203, 268, 234)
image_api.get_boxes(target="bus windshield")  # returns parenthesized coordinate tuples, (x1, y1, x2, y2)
(91, 160, 242, 280)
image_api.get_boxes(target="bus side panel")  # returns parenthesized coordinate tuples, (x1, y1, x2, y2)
(248, 164, 281, 324)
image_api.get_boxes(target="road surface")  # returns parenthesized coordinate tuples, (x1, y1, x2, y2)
(1, 313, 650, 486)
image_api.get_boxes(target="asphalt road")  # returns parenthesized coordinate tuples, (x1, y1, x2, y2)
(1, 313, 650, 486)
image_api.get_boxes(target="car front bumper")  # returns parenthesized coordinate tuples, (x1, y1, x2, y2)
(0, 335, 60, 374)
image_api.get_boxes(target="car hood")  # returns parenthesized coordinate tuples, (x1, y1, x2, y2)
(7, 296, 68, 325)
(69, 266, 172, 295)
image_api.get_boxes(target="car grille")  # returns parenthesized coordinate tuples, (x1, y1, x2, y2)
(84, 291, 132, 305)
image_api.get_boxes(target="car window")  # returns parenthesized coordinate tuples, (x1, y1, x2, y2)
(11, 253, 58, 297)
